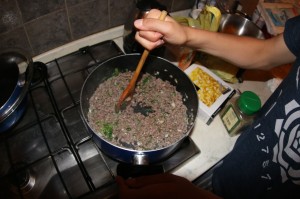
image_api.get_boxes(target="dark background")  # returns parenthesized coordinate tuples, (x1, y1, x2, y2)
(0, 0, 195, 56)
(0, 0, 260, 57)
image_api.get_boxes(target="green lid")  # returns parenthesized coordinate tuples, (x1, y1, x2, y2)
(238, 91, 261, 115)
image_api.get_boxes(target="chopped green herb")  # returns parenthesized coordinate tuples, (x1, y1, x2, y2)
(112, 68, 120, 76)
(142, 76, 151, 86)
(102, 123, 113, 139)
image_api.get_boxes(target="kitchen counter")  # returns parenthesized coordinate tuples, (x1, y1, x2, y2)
(33, 10, 273, 183)
(172, 80, 272, 181)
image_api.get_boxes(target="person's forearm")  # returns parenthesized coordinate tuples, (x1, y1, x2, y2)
(182, 26, 294, 70)
(133, 9, 295, 69)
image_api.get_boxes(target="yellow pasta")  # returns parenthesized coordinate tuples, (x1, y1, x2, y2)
(189, 67, 222, 107)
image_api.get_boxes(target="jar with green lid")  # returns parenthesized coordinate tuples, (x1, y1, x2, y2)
(220, 91, 261, 136)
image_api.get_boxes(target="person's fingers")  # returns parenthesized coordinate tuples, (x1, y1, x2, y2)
(144, 9, 163, 19)
(125, 173, 184, 188)
(137, 28, 164, 42)
(116, 175, 171, 199)
(134, 9, 174, 42)
(134, 18, 166, 48)
(134, 10, 187, 48)
(116, 174, 221, 199)
(135, 32, 164, 50)
(134, 18, 172, 37)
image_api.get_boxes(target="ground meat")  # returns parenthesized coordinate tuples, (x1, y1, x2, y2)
(87, 71, 188, 150)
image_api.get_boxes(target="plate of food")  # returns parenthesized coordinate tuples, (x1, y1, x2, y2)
(185, 64, 235, 124)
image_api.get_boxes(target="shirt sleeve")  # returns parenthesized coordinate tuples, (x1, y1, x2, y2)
(283, 15, 300, 57)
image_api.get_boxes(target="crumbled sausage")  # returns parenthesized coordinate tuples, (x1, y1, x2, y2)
(88, 71, 188, 150)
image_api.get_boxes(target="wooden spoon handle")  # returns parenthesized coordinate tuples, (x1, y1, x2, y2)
(127, 49, 149, 91)
(116, 11, 168, 110)
(128, 10, 168, 88)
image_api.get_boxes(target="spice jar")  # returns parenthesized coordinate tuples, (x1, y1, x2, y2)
(220, 91, 261, 136)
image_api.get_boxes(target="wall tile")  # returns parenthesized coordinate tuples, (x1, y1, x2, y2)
(0, 0, 199, 56)
(172, 0, 194, 12)
(66, 0, 89, 7)
(0, 27, 32, 55)
(17, 0, 65, 22)
(25, 10, 71, 55)
(109, 0, 135, 27)
(0, 0, 23, 34)
(68, 0, 109, 40)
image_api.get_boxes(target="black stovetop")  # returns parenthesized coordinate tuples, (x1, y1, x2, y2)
(0, 40, 199, 199)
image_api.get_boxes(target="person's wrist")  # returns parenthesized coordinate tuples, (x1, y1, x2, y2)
(182, 26, 194, 47)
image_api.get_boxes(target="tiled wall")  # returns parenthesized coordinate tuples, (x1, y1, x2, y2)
(0, 0, 194, 57)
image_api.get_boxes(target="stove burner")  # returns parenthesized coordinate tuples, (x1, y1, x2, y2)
(0, 40, 200, 198)
(15, 170, 35, 194)
(116, 137, 200, 179)
(11, 169, 35, 195)
(31, 61, 48, 86)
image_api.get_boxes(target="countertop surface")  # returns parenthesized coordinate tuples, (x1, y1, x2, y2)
(171, 80, 272, 181)
(33, 10, 273, 182)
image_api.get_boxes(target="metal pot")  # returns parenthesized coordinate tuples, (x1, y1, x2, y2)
(80, 54, 198, 165)
(218, 14, 265, 39)
(0, 49, 34, 133)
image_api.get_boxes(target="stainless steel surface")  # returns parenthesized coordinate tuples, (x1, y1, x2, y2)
(219, 14, 265, 39)
(0, 40, 200, 198)
(133, 153, 149, 165)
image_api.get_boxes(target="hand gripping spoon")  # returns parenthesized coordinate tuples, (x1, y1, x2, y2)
(115, 10, 168, 112)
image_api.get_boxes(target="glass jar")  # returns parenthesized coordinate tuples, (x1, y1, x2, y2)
(220, 91, 261, 136)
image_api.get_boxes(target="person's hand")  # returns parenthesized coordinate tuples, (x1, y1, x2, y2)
(134, 9, 189, 51)
(115, 173, 222, 199)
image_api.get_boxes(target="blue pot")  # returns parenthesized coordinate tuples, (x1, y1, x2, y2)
(80, 54, 198, 165)
(0, 49, 34, 133)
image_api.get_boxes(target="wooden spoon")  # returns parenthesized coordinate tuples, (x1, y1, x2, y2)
(115, 10, 168, 112)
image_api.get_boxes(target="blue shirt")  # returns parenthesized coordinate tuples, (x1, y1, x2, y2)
(212, 15, 300, 199)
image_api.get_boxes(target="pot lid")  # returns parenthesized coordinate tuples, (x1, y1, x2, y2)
(0, 49, 33, 123)
(0, 57, 19, 107)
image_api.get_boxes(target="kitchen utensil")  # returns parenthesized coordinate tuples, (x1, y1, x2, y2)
(216, 13, 265, 82)
(218, 13, 265, 39)
(80, 54, 198, 165)
(0, 48, 34, 133)
(115, 10, 168, 112)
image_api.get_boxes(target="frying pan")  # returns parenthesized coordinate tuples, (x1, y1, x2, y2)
(80, 54, 198, 165)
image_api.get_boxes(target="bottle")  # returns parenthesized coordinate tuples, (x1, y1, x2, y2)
(220, 91, 261, 136)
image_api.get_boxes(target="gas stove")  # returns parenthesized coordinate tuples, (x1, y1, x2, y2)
(0, 40, 200, 198)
